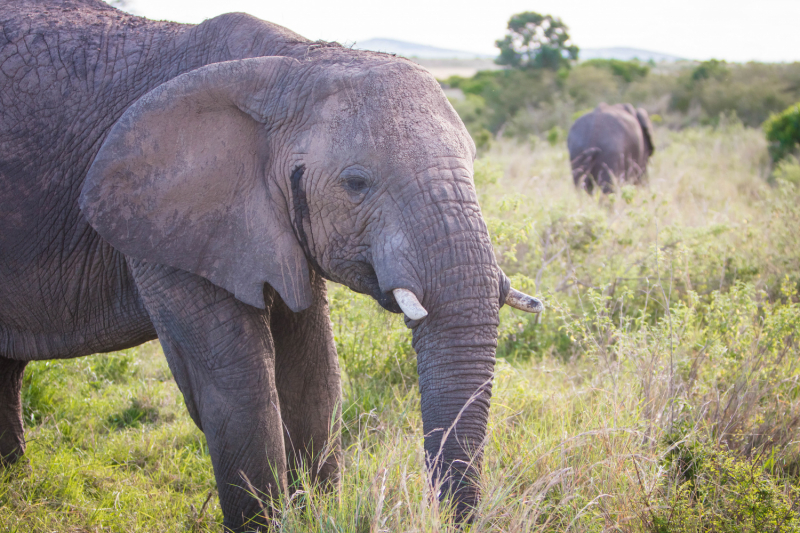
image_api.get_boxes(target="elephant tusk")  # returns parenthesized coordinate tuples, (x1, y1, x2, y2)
(505, 288, 544, 314)
(393, 288, 428, 320)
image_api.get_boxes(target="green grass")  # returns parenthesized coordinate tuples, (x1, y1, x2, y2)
(3, 122, 800, 531)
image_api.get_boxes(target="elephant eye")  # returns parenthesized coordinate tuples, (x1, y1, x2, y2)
(343, 176, 369, 193)
(339, 168, 372, 203)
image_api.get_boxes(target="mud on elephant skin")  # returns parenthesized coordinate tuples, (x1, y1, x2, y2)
(0, 0, 542, 529)
(568, 103, 655, 194)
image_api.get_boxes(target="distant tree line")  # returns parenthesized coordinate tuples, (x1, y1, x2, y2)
(444, 11, 800, 156)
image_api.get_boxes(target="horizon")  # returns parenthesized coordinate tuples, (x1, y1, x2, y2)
(116, 0, 800, 64)
(354, 38, 686, 62)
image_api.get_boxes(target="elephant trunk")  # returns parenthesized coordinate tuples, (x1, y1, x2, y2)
(371, 175, 541, 519)
(400, 218, 501, 520)
(412, 291, 497, 519)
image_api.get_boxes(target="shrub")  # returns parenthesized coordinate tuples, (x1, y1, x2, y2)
(447, 69, 561, 135)
(764, 102, 800, 163)
(546, 126, 563, 146)
(448, 93, 492, 150)
(691, 58, 730, 82)
(773, 155, 800, 184)
(565, 66, 619, 108)
(657, 442, 800, 532)
(581, 58, 650, 83)
(671, 63, 800, 127)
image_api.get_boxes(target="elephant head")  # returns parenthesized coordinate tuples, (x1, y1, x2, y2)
(79, 51, 542, 517)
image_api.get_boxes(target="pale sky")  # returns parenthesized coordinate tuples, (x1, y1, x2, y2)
(120, 0, 800, 63)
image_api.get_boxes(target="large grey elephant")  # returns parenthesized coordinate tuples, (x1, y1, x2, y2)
(567, 103, 655, 193)
(0, 0, 543, 529)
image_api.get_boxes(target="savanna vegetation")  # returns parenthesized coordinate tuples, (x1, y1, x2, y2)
(3, 118, 800, 531)
(3, 10, 800, 533)
(445, 12, 800, 153)
(446, 58, 800, 151)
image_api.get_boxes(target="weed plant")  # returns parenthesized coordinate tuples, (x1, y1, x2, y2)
(2, 122, 800, 531)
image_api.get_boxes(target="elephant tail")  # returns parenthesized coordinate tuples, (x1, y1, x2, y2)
(571, 147, 602, 190)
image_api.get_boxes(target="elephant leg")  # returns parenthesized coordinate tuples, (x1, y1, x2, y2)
(128, 260, 286, 532)
(597, 162, 616, 194)
(0, 357, 27, 466)
(270, 271, 341, 490)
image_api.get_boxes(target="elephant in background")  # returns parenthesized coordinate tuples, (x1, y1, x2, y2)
(568, 103, 655, 193)
(0, 0, 542, 529)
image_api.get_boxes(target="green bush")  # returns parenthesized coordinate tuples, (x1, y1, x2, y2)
(565, 66, 619, 108)
(657, 442, 800, 532)
(691, 58, 730, 82)
(446, 68, 561, 135)
(764, 102, 800, 163)
(447, 93, 492, 150)
(671, 62, 800, 127)
(581, 58, 650, 83)
(444, 56, 800, 148)
(773, 155, 800, 184)
(546, 126, 563, 146)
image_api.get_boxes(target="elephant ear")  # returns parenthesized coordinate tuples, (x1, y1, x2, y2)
(636, 107, 655, 156)
(80, 57, 313, 312)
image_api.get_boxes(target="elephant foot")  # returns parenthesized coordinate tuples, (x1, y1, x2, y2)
(0, 441, 25, 467)
(0, 357, 27, 467)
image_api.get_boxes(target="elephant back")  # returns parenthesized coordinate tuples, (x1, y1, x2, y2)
(567, 103, 651, 192)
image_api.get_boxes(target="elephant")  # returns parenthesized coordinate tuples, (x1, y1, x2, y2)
(0, 0, 543, 529)
(567, 103, 655, 193)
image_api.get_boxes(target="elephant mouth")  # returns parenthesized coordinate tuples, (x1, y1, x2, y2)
(358, 267, 403, 315)
(375, 289, 402, 314)
(333, 262, 543, 318)
(327, 259, 403, 315)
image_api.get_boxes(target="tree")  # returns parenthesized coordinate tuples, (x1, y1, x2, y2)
(495, 12, 579, 71)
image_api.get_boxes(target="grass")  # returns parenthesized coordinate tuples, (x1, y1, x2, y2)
(2, 121, 800, 531)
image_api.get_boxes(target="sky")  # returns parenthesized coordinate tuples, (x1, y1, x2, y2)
(119, 0, 800, 63)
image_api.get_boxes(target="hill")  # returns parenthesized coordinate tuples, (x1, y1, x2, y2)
(355, 38, 684, 63)
(580, 47, 684, 62)
(354, 38, 492, 59)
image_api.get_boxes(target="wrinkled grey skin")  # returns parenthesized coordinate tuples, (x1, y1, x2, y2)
(567, 103, 655, 193)
(0, 0, 509, 529)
